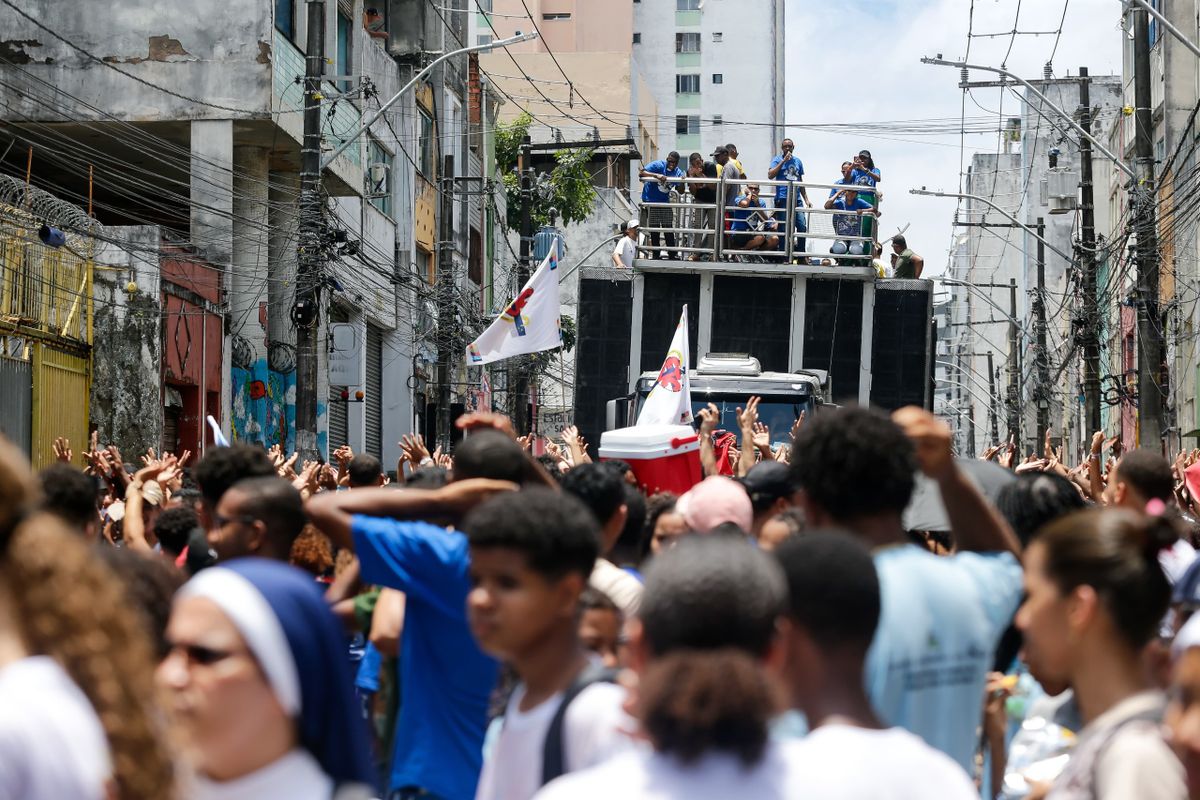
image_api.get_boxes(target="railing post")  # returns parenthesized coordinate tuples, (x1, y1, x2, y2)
(714, 171, 726, 262)
(783, 183, 795, 265)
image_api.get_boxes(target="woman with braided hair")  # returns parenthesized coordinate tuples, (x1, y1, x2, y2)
(0, 435, 176, 799)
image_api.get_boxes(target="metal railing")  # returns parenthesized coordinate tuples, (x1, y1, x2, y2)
(636, 174, 880, 268)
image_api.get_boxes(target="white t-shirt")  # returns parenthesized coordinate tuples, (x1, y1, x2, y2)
(784, 724, 979, 799)
(476, 680, 633, 800)
(613, 236, 637, 269)
(190, 748, 340, 800)
(0, 656, 111, 800)
(533, 740, 806, 800)
(589, 558, 643, 617)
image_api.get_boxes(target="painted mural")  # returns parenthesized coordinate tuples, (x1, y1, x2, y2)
(230, 335, 297, 452)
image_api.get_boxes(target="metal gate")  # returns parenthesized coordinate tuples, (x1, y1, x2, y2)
(365, 324, 383, 459)
(31, 342, 90, 468)
(0, 353, 31, 455)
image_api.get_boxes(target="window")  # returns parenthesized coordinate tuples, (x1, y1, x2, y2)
(542, 13, 571, 20)
(417, 109, 435, 177)
(712, 73, 723, 84)
(477, 34, 493, 46)
(367, 137, 392, 217)
(677, 0, 700, 8)
(275, 0, 295, 40)
(675, 74, 700, 93)
(712, 32, 723, 42)
(335, 9, 352, 92)
(712, 114, 723, 125)
(632, 32, 641, 44)
(477, 0, 493, 10)
(676, 32, 701, 53)
(675, 115, 699, 135)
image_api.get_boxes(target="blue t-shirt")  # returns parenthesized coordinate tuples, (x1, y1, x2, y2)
(851, 166, 881, 186)
(831, 195, 873, 236)
(730, 195, 767, 231)
(865, 545, 1023, 774)
(353, 517, 500, 800)
(768, 154, 804, 204)
(641, 159, 683, 204)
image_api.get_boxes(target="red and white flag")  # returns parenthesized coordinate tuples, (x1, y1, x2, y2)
(637, 306, 693, 426)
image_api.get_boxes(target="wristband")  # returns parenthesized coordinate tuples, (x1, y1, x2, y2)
(419, 457, 435, 467)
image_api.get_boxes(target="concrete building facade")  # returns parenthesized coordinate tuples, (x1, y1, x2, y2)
(634, 0, 785, 178)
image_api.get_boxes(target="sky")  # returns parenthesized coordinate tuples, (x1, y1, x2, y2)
(783, 0, 1123, 277)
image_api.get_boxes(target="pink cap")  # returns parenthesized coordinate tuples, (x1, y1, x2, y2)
(676, 475, 753, 535)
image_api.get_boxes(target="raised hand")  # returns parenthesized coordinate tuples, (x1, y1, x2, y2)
(334, 444, 354, 468)
(790, 411, 806, 442)
(735, 396, 762, 432)
(400, 434, 431, 465)
(752, 421, 771, 452)
(53, 437, 73, 464)
(892, 406, 954, 480)
(697, 402, 720, 435)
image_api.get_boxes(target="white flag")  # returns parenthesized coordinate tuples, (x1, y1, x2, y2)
(637, 306, 693, 426)
(466, 249, 562, 366)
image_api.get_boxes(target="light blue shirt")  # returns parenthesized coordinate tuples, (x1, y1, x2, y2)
(865, 545, 1023, 773)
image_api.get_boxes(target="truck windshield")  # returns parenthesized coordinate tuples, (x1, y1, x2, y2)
(690, 397, 814, 447)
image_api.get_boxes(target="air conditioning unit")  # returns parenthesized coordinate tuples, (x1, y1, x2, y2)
(1046, 167, 1079, 215)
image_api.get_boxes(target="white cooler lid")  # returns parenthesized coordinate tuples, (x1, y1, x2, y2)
(599, 424, 700, 460)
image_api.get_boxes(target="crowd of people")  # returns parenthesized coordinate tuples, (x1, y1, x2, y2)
(6, 402, 1200, 798)
(624, 139, 925, 277)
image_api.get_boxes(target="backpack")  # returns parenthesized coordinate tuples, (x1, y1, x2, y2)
(539, 661, 620, 786)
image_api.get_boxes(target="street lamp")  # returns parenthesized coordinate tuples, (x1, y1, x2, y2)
(919, 57, 1135, 180)
(910, 188, 1075, 264)
(322, 30, 540, 169)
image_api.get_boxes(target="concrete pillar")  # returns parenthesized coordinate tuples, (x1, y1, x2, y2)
(228, 145, 275, 448)
(190, 121, 234, 439)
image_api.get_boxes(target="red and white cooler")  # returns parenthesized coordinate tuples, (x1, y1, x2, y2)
(599, 424, 703, 496)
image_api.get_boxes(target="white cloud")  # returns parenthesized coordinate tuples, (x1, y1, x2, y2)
(784, 0, 1123, 275)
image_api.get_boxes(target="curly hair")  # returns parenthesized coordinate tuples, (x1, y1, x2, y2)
(290, 523, 335, 578)
(789, 406, 916, 522)
(0, 438, 176, 799)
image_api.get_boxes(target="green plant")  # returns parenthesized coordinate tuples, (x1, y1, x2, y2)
(495, 113, 596, 229)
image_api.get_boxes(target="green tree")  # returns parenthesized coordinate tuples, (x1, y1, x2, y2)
(495, 113, 596, 229)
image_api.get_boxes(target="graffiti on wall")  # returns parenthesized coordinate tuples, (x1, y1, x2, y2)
(230, 335, 297, 452)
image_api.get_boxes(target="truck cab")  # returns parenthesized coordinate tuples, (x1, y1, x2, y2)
(606, 353, 825, 449)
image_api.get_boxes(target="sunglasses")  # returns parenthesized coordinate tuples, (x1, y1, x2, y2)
(168, 641, 238, 666)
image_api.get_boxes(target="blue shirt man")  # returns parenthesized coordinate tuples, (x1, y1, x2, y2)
(353, 517, 500, 799)
(639, 152, 683, 204)
(730, 192, 767, 231)
(767, 138, 810, 211)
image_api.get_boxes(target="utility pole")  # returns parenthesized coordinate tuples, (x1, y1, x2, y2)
(1007, 278, 1021, 444)
(1077, 66, 1102, 435)
(987, 351, 999, 443)
(1132, 5, 1166, 449)
(295, 0, 325, 460)
(512, 135, 534, 434)
(436, 154, 455, 451)
(1034, 217, 1050, 448)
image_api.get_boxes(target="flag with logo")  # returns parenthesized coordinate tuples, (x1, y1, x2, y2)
(637, 306, 693, 426)
(466, 249, 562, 366)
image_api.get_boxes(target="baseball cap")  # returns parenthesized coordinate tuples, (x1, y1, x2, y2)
(711, 146, 728, 156)
(627, 218, 640, 229)
(676, 475, 753, 534)
(738, 461, 794, 512)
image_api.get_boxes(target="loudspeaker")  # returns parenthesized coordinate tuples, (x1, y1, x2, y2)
(574, 276, 634, 456)
(870, 279, 933, 411)
(803, 279, 864, 405)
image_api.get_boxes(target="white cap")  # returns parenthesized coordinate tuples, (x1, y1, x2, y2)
(627, 218, 640, 229)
